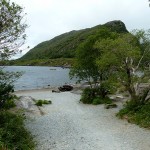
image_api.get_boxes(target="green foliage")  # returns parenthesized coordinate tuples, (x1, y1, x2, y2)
(2, 98, 16, 109)
(19, 21, 128, 61)
(35, 100, 52, 106)
(0, 2, 32, 148)
(9, 58, 74, 67)
(0, 0, 27, 60)
(43, 100, 52, 104)
(70, 27, 121, 87)
(35, 100, 43, 106)
(80, 87, 112, 105)
(0, 83, 14, 109)
(96, 32, 150, 104)
(96, 33, 140, 70)
(92, 98, 101, 105)
(0, 111, 35, 149)
(92, 97, 112, 105)
(80, 88, 94, 104)
(0, 0, 25, 108)
(117, 101, 150, 128)
(0, 69, 22, 109)
(132, 29, 150, 68)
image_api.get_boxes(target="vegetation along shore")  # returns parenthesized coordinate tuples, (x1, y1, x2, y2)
(0, 0, 149, 149)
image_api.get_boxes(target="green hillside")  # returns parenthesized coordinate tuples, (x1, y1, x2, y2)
(5, 20, 129, 66)
(20, 20, 128, 61)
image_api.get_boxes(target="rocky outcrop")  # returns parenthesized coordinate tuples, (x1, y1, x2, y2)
(58, 85, 73, 92)
(16, 96, 44, 116)
(104, 20, 128, 33)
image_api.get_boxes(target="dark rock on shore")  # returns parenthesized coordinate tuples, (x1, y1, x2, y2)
(58, 85, 73, 92)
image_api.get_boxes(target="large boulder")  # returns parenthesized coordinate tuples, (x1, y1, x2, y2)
(58, 85, 73, 92)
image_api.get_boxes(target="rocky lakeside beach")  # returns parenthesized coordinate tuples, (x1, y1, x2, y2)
(15, 88, 150, 150)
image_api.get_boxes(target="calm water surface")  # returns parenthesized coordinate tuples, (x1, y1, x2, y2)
(4, 66, 76, 91)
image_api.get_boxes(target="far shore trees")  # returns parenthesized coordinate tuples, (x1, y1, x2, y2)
(0, 0, 27, 108)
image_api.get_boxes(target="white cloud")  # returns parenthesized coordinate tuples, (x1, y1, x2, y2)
(11, 0, 150, 58)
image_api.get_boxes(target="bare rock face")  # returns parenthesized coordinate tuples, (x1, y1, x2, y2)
(104, 20, 128, 33)
(58, 85, 73, 92)
(17, 96, 35, 110)
(16, 96, 42, 116)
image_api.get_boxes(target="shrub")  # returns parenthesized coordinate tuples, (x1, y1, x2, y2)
(2, 96, 17, 110)
(80, 88, 94, 104)
(43, 100, 52, 104)
(35, 100, 52, 106)
(92, 98, 102, 105)
(0, 111, 35, 149)
(35, 100, 43, 106)
(0, 83, 14, 109)
(98, 82, 111, 98)
(92, 97, 112, 105)
(117, 101, 150, 128)
(81, 87, 112, 105)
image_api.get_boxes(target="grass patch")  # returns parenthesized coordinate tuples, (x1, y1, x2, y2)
(35, 100, 52, 106)
(117, 101, 150, 129)
(0, 111, 35, 149)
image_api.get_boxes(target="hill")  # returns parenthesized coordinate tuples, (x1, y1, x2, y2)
(13, 20, 128, 66)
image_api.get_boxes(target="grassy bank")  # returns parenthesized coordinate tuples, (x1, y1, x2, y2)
(0, 110, 35, 150)
(117, 101, 150, 129)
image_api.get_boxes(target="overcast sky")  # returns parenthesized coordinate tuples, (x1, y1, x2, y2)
(12, 0, 150, 58)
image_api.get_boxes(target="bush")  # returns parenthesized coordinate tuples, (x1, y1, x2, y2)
(0, 111, 35, 149)
(35, 100, 52, 106)
(117, 101, 150, 128)
(0, 83, 14, 109)
(43, 100, 52, 104)
(80, 88, 94, 104)
(2, 98, 16, 109)
(92, 98, 102, 105)
(98, 82, 111, 98)
(81, 87, 112, 105)
(35, 100, 43, 106)
(92, 97, 112, 105)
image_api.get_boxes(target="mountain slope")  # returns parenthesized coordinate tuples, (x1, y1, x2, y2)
(20, 20, 128, 61)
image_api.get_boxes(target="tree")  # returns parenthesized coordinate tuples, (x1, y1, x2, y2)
(70, 28, 120, 103)
(70, 28, 116, 88)
(70, 35, 100, 88)
(0, 0, 27, 60)
(0, 0, 27, 108)
(132, 29, 150, 69)
(95, 33, 150, 104)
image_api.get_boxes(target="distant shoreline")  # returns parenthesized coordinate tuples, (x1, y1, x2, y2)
(14, 83, 85, 95)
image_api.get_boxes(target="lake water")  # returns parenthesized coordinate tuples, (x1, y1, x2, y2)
(4, 66, 76, 91)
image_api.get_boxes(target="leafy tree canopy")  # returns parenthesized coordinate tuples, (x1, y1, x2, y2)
(0, 0, 27, 60)
(70, 28, 115, 86)
(0, 0, 27, 108)
(95, 32, 150, 104)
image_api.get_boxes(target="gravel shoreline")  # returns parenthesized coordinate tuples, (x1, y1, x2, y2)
(15, 90, 150, 150)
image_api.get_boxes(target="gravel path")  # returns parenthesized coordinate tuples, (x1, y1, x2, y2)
(16, 90, 150, 150)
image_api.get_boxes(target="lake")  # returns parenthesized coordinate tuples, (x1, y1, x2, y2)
(4, 66, 76, 91)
